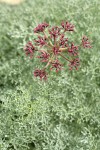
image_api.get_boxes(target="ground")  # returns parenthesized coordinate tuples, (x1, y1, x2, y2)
(0, 0, 23, 5)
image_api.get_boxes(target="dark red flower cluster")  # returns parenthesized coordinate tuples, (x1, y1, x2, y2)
(61, 21, 74, 31)
(52, 46, 61, 55)
(24, 21, 92, 80)
(24, 42, 35, 58)
(50, 60, 63, 72)
(34, 69, 47, 80)
(69, 58, 80, 70)
(82, 36, 92, 48)
(37, 50, 50, 62)
(34, 36, 47, 47)
(60, 34, 68, 47)
(34, 22, 49, 33)
(68, 43, 78, 56)
(49, 26, 61, 40)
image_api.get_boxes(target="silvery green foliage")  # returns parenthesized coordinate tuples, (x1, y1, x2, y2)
(0, 0, 100, 149)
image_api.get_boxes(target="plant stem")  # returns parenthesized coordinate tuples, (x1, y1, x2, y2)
(49, 41, 53, 47)
(59, 53, 70, 62)
(59, 47, 68, 51)
(43, 31, 48, 39)
(44, 59, 51, 69)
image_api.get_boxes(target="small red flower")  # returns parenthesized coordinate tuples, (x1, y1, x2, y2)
(34, 69, 47, 80)
(82, 36, 92, 48)
(69, 58, 80, 70)
(61, 21, 74, 32)
(24, 42, 35, 58)
(68, 43, 78, 56)
(37, 50, 50, 62)
(52, 46, 61, 55)
(34, 22, 49, 33)
(60, 34, 68, 47)
(50, 59, 63, 72)
(34, 36, 47, 47)
(49, 26, 61, 40)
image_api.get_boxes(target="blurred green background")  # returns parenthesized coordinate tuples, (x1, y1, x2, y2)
(0, 0, 100, 150)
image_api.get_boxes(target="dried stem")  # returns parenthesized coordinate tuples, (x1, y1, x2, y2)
(59, 47, 68, 51)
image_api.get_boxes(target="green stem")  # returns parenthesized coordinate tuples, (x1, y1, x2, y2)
(59, 53, 70, 62)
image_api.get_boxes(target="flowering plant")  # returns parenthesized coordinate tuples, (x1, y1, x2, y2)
(24, 21, 92, 80)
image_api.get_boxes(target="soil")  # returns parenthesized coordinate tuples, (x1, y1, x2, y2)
(0, 0, 23, 5)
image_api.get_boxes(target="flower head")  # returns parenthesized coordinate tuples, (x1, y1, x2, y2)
(60, 34, 68, 47)
(24, 21, 92, 80)
(52, 46, 61, 55)
(37, 50, 50, 62)
(61, 21, 74, 32)
(34, 69, 47, 80)
(49, 26, 61, 40)
(34, 36, 47, 47)
(69, 58, 80, 70)
(50, 59, 63, 72)
(82, 36, 92, 48)
(68, 43, 78, 56)
(34, 22, 49, 33)
(24, 42, 35, 58)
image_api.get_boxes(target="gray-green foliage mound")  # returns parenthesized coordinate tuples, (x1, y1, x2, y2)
(0, 0, 100, 149)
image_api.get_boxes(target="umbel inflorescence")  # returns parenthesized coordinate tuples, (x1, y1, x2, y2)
(24, 21, 92, 80)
